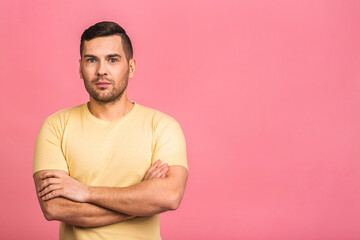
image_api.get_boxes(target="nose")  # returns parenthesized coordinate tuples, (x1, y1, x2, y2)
(97, 60, 107, 76)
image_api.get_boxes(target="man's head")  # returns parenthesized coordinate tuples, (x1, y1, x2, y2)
(79, 21, 136, 104)
(80, 21, 133, 62)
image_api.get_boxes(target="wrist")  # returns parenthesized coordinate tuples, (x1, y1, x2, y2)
(85, 185, 92, 202)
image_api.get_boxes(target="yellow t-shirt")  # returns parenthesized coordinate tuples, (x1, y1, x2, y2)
(33, 102, 187, 240)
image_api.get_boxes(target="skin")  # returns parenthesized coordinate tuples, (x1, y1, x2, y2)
(34, 35, 188, 225)
(79, 35, 136, 122)
(37, 164, 187, 216)
(33, 160, 168, 227)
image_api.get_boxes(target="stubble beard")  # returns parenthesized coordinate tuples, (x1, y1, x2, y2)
(82, 69, 129, 104)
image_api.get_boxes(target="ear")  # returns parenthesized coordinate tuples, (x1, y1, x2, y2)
(128, 59, 136, 79)
(79, 59, 83, 79)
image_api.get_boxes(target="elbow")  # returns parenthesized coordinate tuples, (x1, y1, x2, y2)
(42, 207, 55, 221)
(165, 191, 183, 211)
(40, 201, 61, 221)
(168, 201, 180, 211)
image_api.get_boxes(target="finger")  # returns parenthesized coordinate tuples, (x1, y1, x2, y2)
(38, 184, 62, 198)
(40, 171, 64, 180)
(144, 161, 159, 180)
(148, 167, 162, 179)
(154, 165, 168, 178)
(42, 190, 62, 201)
(149, 163, 167, 179)
(144, 160, 162, 180)
(159, 163, 169, 173)
(156, 163, 168, 174)
(37, 178, 61, 193)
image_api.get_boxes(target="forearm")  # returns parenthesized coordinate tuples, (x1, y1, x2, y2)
(41, 197, 134, 227)
(36, 166, 187, 218)
(34, 170, 135, 227)
(88, 179, 175, 216)
(87, 166, 188, 216)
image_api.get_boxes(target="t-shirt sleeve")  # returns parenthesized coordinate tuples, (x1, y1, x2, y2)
(33, 119, 69, 174)
(152, 122, 188, 169)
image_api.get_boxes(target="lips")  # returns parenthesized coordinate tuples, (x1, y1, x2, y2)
(95, 81, 111, 88)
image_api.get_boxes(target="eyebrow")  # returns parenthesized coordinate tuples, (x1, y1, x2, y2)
(83, 54, 122, 58)
(83, 54, 97, 58)
(107, 54, 121, 58)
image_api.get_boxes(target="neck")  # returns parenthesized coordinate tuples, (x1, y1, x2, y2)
(87, 91, 134, 122)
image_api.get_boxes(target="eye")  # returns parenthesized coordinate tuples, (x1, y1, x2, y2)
(109, 58, 118, 63)
(87, 58, 96, 63)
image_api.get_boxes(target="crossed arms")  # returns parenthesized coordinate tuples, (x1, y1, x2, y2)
(33, 160, 188, 227)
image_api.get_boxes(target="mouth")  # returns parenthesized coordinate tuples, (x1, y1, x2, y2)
(95, 81, 111, 88)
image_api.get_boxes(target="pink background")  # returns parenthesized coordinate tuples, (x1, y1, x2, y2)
(1, 0, 360, 239)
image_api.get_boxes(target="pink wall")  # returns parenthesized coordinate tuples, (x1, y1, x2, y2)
(1, 0, 360, 239)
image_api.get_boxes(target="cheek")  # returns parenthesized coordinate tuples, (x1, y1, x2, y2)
(81, 72, 93, 84)
(81, 68, 95, 79)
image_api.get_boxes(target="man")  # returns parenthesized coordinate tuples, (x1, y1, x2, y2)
(33, 21, 188, 240)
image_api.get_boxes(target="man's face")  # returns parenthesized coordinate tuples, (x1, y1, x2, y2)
(79, 35, 135, 103)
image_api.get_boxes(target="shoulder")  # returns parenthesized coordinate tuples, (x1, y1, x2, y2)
(135, 103, 180, 129)
(41, 104, 84, 133)
(45, 104, 84, 124)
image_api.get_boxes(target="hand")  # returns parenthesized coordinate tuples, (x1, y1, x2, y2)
(143, 160, 168, 181)
(37, 170, 89, 202)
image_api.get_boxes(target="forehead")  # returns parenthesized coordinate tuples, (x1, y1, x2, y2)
(82, 35, 124, 57)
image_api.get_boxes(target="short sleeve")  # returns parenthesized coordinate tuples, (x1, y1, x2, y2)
(33, 119, 69, 174)
(152, 122, 188, 169)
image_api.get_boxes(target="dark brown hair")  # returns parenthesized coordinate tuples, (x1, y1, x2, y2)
(80, 21, 133, 61)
